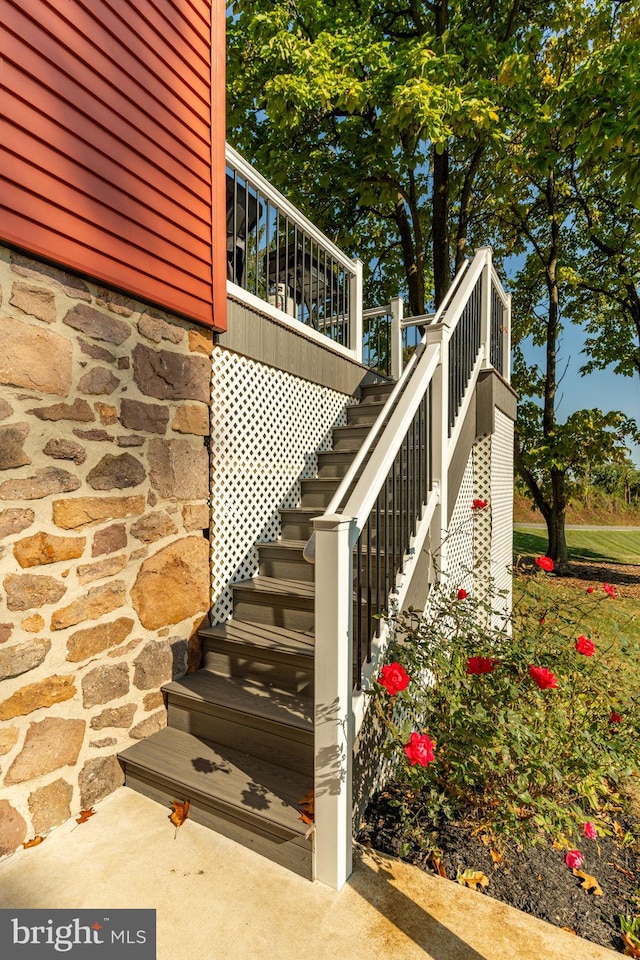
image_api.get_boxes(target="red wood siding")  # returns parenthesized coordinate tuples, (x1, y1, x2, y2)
(0, 0, 225, 330)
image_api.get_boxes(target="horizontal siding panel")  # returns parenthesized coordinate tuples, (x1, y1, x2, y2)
(139, 0, 211, 46)
(0, 179, 211, 298)
(115, 0, 211, 65)
(0, 205, 213, 326)
(3, 66, 211, 213)
(2, 122, 211, 256)
(48, 0, 211, 119)
(0, 0, 219, 328)
(5, 6, 211, 175)
(0, 156, 211, 289)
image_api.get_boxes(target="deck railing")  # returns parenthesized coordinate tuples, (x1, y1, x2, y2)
(310, 248, 511, 889)
(226, 144, 362, 360)
(362, 297, 424, 379)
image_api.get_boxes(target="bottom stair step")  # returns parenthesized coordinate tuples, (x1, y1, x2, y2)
(119, 726, 313, 879)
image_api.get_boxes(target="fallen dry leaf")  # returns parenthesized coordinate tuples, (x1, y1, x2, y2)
(490, 849, 503, 865)
(23, 836, 44, 848)
(457, 868, 489, 890)
(613, 863, 635, 881)
(561, 927, 577, 936)
(614, 821, 626, 840)
(169, 799, 190, 831)
(622, 933, 640, 959)
(429, 854, 447, 878)
(298, 790, 314, 825)
(76, 808, 96, 825)
(572, 869, 603, 895)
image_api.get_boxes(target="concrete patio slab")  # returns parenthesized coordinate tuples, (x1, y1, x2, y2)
(0, 787, 615, 959)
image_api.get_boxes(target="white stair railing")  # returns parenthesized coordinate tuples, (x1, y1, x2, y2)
(312, 247, 511, 890)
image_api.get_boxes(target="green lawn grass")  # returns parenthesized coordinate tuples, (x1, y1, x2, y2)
(512, 528, 640, 679)
(514, 528, 640, 565)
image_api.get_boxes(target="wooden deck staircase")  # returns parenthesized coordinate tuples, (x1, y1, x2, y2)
(118, 380, 394, 879)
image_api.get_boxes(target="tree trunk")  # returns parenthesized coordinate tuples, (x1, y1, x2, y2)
(432, 0, 451, 308)
(432, 146, 450, 307)
(547, 468, 569, 571)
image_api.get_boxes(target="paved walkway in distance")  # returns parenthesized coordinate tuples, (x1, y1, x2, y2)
(0, 788, 615, 960)
(515, 523, 640, 531)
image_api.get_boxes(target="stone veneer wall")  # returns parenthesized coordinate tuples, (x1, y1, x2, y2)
(0, 246, 212, 856)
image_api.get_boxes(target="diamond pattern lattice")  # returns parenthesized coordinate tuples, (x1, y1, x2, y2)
(472, 432, 493, 598)
(210, 347, 351, 623)
(446, 453, 476, 593)
(491, 410, 514, 617)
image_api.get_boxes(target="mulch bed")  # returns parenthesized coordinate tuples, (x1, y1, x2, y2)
(358, 785, 639, 953)
(358, 557, 640, 954)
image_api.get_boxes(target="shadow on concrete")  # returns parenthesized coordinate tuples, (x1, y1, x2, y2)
(348, 847, 489, 960)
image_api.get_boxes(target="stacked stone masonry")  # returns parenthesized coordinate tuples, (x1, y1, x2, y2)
(0, 246, 212, 856)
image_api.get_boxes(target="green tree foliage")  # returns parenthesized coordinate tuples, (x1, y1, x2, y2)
(228, 0, 539, 311)
(228, 0, 640, 568)
(488, 0, 639, 567)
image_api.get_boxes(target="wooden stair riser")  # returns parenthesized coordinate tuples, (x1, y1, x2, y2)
(359, 382, 395, 404)
(331, 424, 371, 451)
(203, 644, 313, 694)
(301, 475, 421, 510)
(346, 402, 387, 425)
(258, 542, 385, 588)
(120, 763, 313, 880)
(316, 451, 363, 479)
(300, 478, 356, 509)
(232, 588, 315, 633)
(258, 544, 314, 583)
(166, 697, 313, 774)
(279, 510, 317, 541)
(278, 512, 408, 549)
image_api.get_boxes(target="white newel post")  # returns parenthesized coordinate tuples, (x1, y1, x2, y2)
(504, 292, 512, 382)
(313, 513, 355, 890)
(480, 246, 492, 369)
(390, 296, 404, 381)
(426, 324, 448, 582)
(350, 259, 364, 364)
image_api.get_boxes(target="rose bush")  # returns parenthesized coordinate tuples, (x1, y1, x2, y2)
(371, 560, 640, 844)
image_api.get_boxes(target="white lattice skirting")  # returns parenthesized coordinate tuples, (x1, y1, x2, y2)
(210, 347, 351, 623)
(446, 454, 476, 593)
(491, 409, 514, 616)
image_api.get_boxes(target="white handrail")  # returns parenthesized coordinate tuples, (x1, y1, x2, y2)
(226, 144, 355, 273)
(342, 341, 441, 532)
(302, 257, 470, 563)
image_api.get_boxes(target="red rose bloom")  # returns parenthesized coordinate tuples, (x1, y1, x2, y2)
(529, 665, 558, 689)
(575, 635, 595, 656)
(457, 588, 468, 600)
(466, 656, 495, 675)
(379, 662, 410, 696)
(583, 822, 597, 840)
(603, 583, 616, 599)
(609, 711, 622, 724)
(535, 556, 554, 572)
(403, 732, 435, 767)
(564, 849, 584, 869)
(472, 499, 488, 511)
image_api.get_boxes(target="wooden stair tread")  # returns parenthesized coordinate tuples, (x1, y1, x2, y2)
(255, 538, 307, 550)
(233, 576, 315, 600)
(164, 669, 313, 732)
(119, 727, 311, 837)
(200, 621, 314, 659)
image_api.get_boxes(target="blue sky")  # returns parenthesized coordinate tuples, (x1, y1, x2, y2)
(519, 322, 640, 466)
